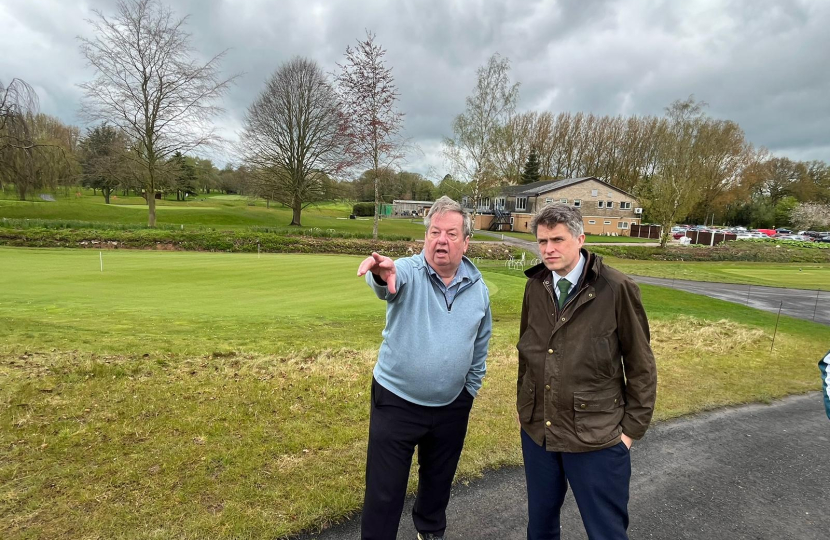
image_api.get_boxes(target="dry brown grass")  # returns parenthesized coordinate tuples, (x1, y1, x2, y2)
(1, 319, 823, 539)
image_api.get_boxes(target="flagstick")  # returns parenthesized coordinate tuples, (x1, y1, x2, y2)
(100, 251, 103, 272)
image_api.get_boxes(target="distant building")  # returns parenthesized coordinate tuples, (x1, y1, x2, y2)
(469, 177, 643, 236)
(391, 200, 434, 217)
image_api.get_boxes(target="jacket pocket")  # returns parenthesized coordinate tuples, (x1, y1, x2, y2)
(573, 388, 624, 445)
(517, 376, 536, 424)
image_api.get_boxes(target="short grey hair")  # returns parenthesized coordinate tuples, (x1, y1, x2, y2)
(530, 203, 584, 238)
(424, 196, 473, 238)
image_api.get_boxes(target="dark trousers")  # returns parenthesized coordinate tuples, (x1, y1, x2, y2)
(521, 429, 631, 540)
(361, 378, 474, 540)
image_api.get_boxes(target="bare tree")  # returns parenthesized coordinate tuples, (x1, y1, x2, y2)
(78, 0, 236, 226)
(0, 79, 38, 197)
(638, 97, 707, 247)
(443, 53, 519, 218)
(241, 57, 348, 226)
(335, 31, 405, 239)
(492, 111, 536, 185)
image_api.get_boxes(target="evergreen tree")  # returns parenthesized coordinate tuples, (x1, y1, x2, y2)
(521, 149, 541, 184)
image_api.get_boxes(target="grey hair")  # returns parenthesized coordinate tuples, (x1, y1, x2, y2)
(424, 196, 473, 238)
(530, 203, 584, 238)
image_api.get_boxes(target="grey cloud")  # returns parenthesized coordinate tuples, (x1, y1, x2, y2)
(1, 0, 828, 173)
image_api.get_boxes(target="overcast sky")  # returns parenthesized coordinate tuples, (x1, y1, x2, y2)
(2, 0, 829, 179)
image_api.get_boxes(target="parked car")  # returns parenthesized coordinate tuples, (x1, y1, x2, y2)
(775, 228, 792, 235)
(754, 229, 776, 237)
(815, 236, 830, 243)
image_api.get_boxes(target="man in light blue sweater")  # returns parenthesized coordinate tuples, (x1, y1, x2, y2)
(357, 196, 492, 540)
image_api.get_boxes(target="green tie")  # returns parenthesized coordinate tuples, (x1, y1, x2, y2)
(557, 278, 571, 309)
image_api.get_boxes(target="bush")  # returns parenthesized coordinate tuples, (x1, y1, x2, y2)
(352, 202, 375, 217)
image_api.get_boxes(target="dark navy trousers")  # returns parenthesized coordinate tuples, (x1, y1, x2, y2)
(361, 378, 474, 540)
(521, 429, 631, 540)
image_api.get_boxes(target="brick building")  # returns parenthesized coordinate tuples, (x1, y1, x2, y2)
(471, 177, 643, 235)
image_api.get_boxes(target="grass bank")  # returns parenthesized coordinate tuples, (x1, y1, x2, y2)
(0, 190, 427, 238)
(590, 241, 830, 263)
(0, 229, 521, 260)
(1, 248, 827, 539)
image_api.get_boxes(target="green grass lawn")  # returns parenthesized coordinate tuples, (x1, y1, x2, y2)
(605, 258, 830, 290)
(0, 189, 427, 238)
(1, 247, 827, 539)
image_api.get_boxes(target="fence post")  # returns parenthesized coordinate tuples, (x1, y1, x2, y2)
(770, 301, 783, 353)
(814, 289, 821, 321)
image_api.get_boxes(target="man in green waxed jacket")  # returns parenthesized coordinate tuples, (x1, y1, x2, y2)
(516, 203, 657, 540)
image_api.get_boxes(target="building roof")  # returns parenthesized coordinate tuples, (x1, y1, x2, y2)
(501, 177, 636, 199)
(392, 200, 434, 205)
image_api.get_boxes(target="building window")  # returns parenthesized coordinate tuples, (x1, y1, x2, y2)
(597, 201, 604, 208)
(495, 197, 505, 210)
(516, 197, 527, 211)
(591, 189, 598, 197)
(618, 221, 629, 229)
(588, 220, 596, 225)
(545, 198, 552, 204)
(573, 199, 581, 207)
(620, 201, 632, 210)
(560, 198, 568, 204)
(604, 220, 611, 225)
(606, 201, 614, 209)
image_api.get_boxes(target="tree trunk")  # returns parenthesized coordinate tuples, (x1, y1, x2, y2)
(290, 198, 302, 226)
(659, 223, 669, 248)
(373, 171, 379, 240)
(104, 187, 111, 204)
(147, 163, 157, 227)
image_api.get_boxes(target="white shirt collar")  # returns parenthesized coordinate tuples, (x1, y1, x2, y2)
(552, 252, 585, 295)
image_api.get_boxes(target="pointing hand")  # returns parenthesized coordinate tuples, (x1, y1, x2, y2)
(357, 252, 397, 294)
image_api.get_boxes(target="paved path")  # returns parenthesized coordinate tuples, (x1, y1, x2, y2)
(295, 394, 829, 539)
(631, 275, 830, 326)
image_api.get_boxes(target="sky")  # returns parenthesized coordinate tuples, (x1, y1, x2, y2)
(2, 0, 829, 180)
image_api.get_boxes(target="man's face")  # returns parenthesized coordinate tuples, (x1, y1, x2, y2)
(536, 222, 585, 276)
(424, 211, 469, 273)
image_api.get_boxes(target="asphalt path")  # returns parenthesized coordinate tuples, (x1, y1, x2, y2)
(631, 276, 830, 326)
(295, 394, 829, 540)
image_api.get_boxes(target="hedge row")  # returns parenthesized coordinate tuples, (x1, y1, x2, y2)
(0, 227, 521, 260)
(591, 242, 830, 263)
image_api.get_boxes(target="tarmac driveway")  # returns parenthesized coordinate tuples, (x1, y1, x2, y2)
(297, 393, 829, 540)
(631, 276, 830, 326)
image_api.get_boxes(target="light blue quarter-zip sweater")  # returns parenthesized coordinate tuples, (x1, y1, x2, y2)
(367, 252, 492, 406)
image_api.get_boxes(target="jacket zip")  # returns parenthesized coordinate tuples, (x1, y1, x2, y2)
(435, 273, 479, 313)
